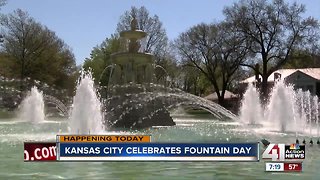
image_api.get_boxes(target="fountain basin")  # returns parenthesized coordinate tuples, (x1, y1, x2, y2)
(111, 52, 153, 65)
(104, 84, 176, 129)
(120, 30, 147, 39)
(103, 83, 236, 129)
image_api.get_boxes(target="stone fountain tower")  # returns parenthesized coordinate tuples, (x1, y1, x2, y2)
(105, 17, 175, 129)
(110, 18, 154, 85)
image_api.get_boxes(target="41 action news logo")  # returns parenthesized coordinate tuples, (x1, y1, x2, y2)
(262, 144, 305, 161)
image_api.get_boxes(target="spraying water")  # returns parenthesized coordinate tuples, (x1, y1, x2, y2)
(267, 80, 296, 132)
(69, 71, 105, 134)
(316, 101, 320, 137)
(296, 89, 306, 134)
(305, 91, 312, 135)
(19, 86, 45, 123)
(239, 78, 320, 138)
(313, 96, 319, 137)
(239, 83, 263, 125)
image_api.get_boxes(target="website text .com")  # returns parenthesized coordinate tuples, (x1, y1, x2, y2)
(24, 146, 56, 161)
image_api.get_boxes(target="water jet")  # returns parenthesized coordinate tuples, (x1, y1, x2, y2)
(239, 79, 320, 137)
(239, 83, 262, 125)
(18, 86, 45, 123)
(69, 71, 104, 134)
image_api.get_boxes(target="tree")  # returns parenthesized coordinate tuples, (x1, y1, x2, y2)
(0, 0, 5, 7)
(0, 9, 77, 93)
(175, 22, 248, 105)
(116, 6, 168, 54)
(0, 0, 6, 14)
(177, 65, 211, 96)
(116, 6, 177, 82)
(224, 0, 320, 101)
(82, 34, 121, 86)
(283, 48, 320, 68)
(152, 44, 180, 86)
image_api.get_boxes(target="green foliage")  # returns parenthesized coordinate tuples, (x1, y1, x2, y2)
(283, 50, 320, 68)
(82, 34, 121, 86)
(0, 9, 77, 94)
(153, 47, 180, 86)
(0, 53, 15, 77)
(178, 65, 211, 96)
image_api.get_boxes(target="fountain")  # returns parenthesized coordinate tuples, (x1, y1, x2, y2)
(69, 71, 104, 134)
(1, 17, 238, 133)
(19, 86, 45, 123)
(239, 83, 263, 125)
(102, 17, 174, 129)
(239, 79, 320, 137)
(314, 96, 319, 136)
(266, 80, 297, 132)
(101, 17, 236, 129)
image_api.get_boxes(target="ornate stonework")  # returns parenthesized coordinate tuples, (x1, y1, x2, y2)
(104, 16, 175, 129)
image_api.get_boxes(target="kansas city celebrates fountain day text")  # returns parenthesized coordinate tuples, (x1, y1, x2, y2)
(56, 136, 258, 160)
(63, 146, 252, 155)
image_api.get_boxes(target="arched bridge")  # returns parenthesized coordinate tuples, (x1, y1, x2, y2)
(157, 92, 237, 120)
(43, 94, 69, 117)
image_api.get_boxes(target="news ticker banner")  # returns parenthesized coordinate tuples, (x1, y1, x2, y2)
(24, 135, 259, 162)
(57, 135, 151, 143)
(57, 142, 259, 161)
(265, 162, 302, 172)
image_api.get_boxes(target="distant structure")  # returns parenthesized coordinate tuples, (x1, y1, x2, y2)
(204, 90, 239, 114)
(240, 68, 320, 96)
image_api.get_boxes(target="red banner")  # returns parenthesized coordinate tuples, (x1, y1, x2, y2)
(284, 162, 302, 172)
(24, 142, 57, 161)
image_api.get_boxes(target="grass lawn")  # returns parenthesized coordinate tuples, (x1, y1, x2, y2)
(0, 109, 16, 119)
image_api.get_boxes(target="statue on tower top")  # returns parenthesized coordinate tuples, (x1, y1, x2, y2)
(130, 17, 138, 30)
(128, 16, 140, 52)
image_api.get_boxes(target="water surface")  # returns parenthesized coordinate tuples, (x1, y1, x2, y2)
(0, 114, 318, 180)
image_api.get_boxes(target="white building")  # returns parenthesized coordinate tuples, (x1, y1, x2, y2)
(240, 68, 320, 96)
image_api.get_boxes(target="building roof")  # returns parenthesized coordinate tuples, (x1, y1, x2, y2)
(240, 68, 320, 83)
(204, 90, 238, 101)
(298, 68, 320, 80)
